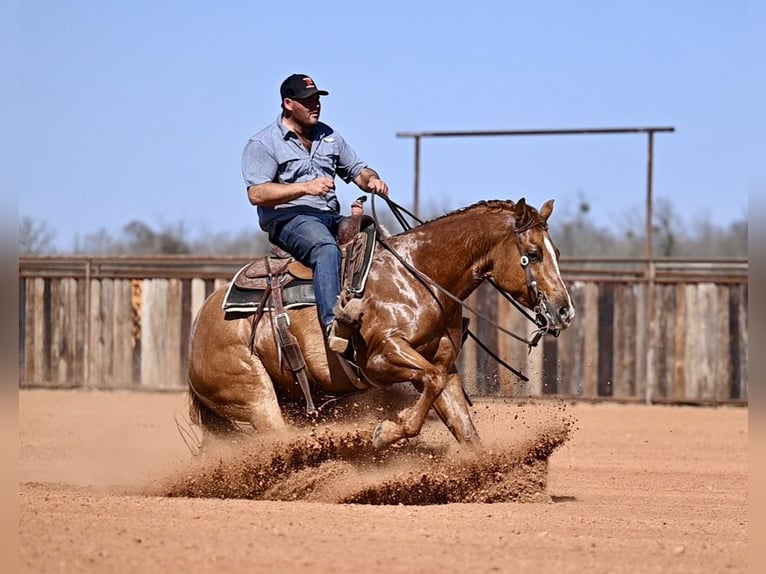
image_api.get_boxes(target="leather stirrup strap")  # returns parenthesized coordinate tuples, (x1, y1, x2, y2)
(270, 278, 316, 414)
(250, 258, 280, 352)
(335, 354, 373, 390)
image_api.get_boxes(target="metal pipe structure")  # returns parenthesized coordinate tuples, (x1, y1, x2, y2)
(645, 131, 656, 405)
(396, 126, 675, 221)
(396, 126, 676, 403)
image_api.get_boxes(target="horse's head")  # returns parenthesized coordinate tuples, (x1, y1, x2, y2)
(492, 198, 575, 333)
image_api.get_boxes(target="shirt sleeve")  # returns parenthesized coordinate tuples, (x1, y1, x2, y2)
(242, 139, 278, 187)
(334, 134, 367, 183)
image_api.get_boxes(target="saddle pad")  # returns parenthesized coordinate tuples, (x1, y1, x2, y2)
(222, 279, 316, 314)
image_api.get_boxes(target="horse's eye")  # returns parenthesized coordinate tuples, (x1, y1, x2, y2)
(528, 251, 542, 262)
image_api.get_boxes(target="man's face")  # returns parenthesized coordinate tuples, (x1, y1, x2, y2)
(285, 93, 321, 127)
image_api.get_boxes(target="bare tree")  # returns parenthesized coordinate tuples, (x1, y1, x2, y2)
(122, 220, 191, 254)
(73, 228, 120, 255)
(189, 229, 270, 256)
(19, 216, 56, 254)
(24, 196, 747, 258)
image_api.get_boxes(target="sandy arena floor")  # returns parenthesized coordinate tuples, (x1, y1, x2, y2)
(19, 389, 747, 573)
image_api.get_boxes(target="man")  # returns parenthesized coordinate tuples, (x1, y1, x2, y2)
(242, 73, 389, 353)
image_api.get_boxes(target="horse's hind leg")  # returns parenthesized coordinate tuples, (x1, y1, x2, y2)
(222, 357, 289, 434)
(188, 354, 288, 447)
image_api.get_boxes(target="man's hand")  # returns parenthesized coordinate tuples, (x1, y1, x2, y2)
(350, 199, 365, 216)
(366, 177, 389, 197)
(305, 176, 336, 197)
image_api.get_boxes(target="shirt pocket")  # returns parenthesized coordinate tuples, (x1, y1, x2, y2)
(275, 149, 311, 183)
(314, 140, 340, 177)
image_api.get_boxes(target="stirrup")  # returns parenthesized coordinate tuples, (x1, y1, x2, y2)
(326, 321, 350, 354)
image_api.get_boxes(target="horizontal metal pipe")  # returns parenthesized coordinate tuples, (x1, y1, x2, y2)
(397, 126, 676, 138)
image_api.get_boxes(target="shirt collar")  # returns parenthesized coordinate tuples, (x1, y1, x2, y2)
(276, 114, 292, 140)
(276, 114, 330, 142)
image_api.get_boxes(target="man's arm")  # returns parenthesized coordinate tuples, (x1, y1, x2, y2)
(353, 167, 390, 196)
(243, 138, 337, 206)
(247, 178, 335, 207)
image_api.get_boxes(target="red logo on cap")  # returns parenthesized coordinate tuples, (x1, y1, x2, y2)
(303, 77, 316, 89)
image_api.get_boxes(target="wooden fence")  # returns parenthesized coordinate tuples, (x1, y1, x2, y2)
(18, 256, 748, 404)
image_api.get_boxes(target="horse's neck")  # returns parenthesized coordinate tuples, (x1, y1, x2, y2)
(396, 213, 499, 299)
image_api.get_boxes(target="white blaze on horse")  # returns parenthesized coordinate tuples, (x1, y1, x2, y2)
(187, 198, 574, 448)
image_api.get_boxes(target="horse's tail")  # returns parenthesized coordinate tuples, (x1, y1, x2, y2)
(187, 387, 240, 436)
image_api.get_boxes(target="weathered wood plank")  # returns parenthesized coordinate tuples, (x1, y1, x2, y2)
(683, 284, 700, 399)
(673, 283, 688, 401)
(557, 281, 586, 396)
(541, 337, 558, 395)
(130, 279, 142, 385)
(25, 278, 45, 384)
(597, 283, 615, 397)
(697, 283, 717, 400)
(190, 278, 208, 323)
(167, 278, 184, 389)
(715, 285, 732, 402)
(138, 279, 185, 390)
(736, 284, 748, 400)
(526, 335, 545, 396)
(582, 282, 599, 399)
(87, 279, 104, 389)
(141, 279, 166, 389)
(613, 284, 637, 398)
(19, 279, 27, 385)
(48, 279, 64, 383)
(634, 283, 647, 400)
(655, 284, 676, 399)
(72, 277, 87, 384)
(48, 278, 78, 384)
(100, 279, 117, 387)
(111, 279, 135, 386)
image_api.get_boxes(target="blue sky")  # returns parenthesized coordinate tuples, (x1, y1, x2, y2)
(9, 1, 760, 251)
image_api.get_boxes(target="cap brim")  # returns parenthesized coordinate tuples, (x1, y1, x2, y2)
(289, 88, 329, 99)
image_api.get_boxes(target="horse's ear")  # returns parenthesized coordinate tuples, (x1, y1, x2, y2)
(516, 197, 527, 217)
(540, 199, 555, 222)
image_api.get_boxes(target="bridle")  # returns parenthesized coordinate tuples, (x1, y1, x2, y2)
(505, 218, 562, 342)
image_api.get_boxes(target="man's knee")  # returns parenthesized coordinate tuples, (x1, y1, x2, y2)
(313, 240, 341, 257)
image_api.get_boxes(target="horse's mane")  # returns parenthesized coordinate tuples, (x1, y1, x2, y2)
(400, 199, 542, 234)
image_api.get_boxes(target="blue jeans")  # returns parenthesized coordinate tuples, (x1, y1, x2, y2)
(268, 212, 345, 327)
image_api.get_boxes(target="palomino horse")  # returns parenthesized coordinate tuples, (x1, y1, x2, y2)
(187, 198, 574, 448)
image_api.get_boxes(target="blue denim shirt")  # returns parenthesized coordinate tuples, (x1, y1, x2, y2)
(242, 114, 367, 229)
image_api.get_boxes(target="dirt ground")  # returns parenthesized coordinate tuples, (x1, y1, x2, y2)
(19, 389, 747, 573)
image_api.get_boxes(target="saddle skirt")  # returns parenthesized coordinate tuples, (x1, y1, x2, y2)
(222, 215, 377, 314)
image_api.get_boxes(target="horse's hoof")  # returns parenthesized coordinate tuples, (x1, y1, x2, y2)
(372, 420, 397, 449)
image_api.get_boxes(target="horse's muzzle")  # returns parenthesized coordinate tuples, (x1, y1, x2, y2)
(542, 301, 575, 332)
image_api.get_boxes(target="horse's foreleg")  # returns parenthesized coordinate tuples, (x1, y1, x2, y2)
(368, 342, 447, 448)
(372, 381, 443, 448)
(431, 373, 481, 445)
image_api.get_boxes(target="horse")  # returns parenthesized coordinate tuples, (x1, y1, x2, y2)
(187, 198, 574, 449)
